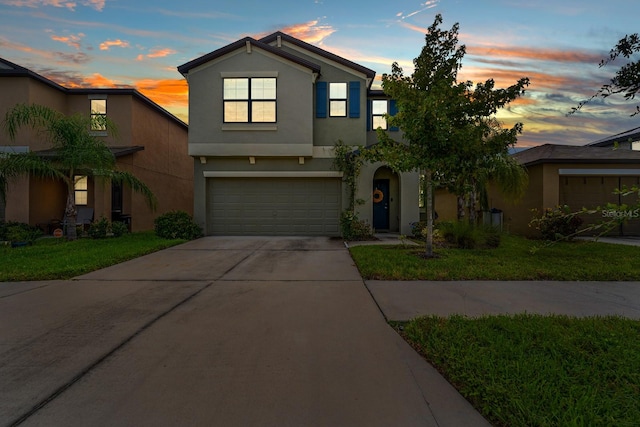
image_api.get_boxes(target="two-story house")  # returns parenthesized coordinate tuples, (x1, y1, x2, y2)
(178, 32, 419, 236)
(0, 58, 193, 232)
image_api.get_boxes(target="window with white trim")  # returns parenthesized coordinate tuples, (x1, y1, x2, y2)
(74, 175, 88, 205)
(329, 82, 347, 117)
(223, 77, 276, 123)
(371, 100, 388, 130)
(90, 99, 107, 131)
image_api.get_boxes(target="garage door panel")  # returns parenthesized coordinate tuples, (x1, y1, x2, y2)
(207, 178, 341, 236)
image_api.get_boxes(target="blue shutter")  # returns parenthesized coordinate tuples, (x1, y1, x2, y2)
(316, 81, 327, 118)
(366, 99, 371, 131)
(349, 81, 360, 118)
(389, 99, 399, 131)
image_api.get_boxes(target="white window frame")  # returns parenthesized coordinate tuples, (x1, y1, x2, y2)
(371, 99, 388, 130)
(74, 175, 88, 205)
(329, 82, 347, 117)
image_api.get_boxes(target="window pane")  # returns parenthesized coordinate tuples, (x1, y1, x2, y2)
(90, 99, 106, 114)
(75, 191, 88, 205)
(329, 83, 347, 99)
(224, 101, 249, 122)
(224, 78, 249, 100)
(330, 100, 346, 117)
(74, 176, 88, 190)
(372, 100, 387, 114)
(251, 78, 276, 99)
(372, 116, 387, 130)
(252, 101, 276, 122)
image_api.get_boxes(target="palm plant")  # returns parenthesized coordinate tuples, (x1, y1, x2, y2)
(1, 103, 157, 240)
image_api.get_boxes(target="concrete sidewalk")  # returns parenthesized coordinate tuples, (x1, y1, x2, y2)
(366, 280, 640, 321)
(0, 237, 490, 427)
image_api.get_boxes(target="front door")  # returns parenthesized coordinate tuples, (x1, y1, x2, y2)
(372, 179, 390, 230)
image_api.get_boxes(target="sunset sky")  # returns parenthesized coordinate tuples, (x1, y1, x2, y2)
(0, 0, 638, 147)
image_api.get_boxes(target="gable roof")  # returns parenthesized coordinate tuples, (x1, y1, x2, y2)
(260, 32, 376, 81)
(177, 36, 322, 77)
(514, 143, 640, 166)
(587, 126, 640, 147)
(0, 57, 187, 130)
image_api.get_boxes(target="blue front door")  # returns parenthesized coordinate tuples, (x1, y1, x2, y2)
(372, 179, 390, 230)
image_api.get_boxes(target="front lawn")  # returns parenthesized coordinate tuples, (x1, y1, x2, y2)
(398, 314, 640, 427)
(350, 234, 640, 280)
(0, 232, 186, 281)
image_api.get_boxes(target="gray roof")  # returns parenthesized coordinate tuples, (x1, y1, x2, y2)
(513, 143, 640, 166)
(587, 126, 640, 147)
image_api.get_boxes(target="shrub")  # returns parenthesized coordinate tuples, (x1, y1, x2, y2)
(154, 210, 203, 240)
(88, 217, 110, 239)
(3, 222, 42, 244)
(110, 220, 129, 237)
(437, 221, 502, 249)
(410, 221, 428, 239)
(340, 210, 373, 241)
(530, 205, 584, 241)
(87, 217, 129, 239)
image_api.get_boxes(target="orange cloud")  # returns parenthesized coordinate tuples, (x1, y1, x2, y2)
(147, 48, 176, 58)
(82, 72, 119, 87)
(468, 45, 602, 64)
(134, 78, 188, 108)
(50, 33, 84, 49)
(262, 20, 336, 45)
(99, 39, 129, 51)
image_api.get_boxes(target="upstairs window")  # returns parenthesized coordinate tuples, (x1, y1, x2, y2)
(74, 175, 88, 205)
(371, 100, 388, 130)
(224, 77, 276, 123)
(329, 82, 347, 117)
(90, 99, 107, 131)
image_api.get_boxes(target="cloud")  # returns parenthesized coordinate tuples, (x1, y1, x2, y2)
(396, 0, 440, 21)
(0, 0, 105, 11)
(467, 45, 603, 64)
(54, 51, 90, 64)
(50, 32, 84, 49)
(134, 78, 188, 108)
(261, 20, 336, 45)
(99, 39, 129, 51)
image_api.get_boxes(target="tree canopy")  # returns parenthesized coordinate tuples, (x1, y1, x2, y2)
(571, 33, 640, 116)
(365, 14, 529, 256)
(1, 103, 157, 240)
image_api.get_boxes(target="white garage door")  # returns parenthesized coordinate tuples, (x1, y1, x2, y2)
(207, 177, 341, 235)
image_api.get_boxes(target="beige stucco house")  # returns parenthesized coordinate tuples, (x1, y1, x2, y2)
(178, 32, 419, 236)
(0, 58, 193, 232)
(436, 143, 640, 237)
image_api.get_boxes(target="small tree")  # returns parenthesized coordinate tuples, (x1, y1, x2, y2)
(1, 103, 157, 240)
(365, 14, 529, 256)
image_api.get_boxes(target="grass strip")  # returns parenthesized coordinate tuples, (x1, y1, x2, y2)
(0, 231, 186, 281)
(398, 314, 640, 427)
(350, 234, 640, 280)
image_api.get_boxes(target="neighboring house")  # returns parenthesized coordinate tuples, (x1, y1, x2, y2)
(588, 126, 640, 149)
(177, 32, 418, 236)
(435, 143, 640, 237)
(0, 58, 193, 232)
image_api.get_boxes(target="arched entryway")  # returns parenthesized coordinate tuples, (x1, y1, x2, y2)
(372, 166, 400, 232)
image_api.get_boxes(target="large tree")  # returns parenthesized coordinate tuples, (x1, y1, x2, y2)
(367, 14, 529, 256)
(1, 103, 157, 240)
(571, 33, 640, 116)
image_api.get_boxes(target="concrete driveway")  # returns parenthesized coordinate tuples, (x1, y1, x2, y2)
(0, 236, 488, 427)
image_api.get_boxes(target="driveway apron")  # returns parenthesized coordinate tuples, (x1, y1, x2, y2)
(0, 236, 489, 427)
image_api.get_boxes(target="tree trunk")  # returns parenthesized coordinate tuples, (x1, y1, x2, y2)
(469, 190, 477, 225)
(457, 195, 465, 221)
(425, 170, 434, 257)
(64, 187, 78, 240)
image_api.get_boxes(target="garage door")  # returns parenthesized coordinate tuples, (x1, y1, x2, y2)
(207, 177, 341, 235)
(560, 176, 640, 236)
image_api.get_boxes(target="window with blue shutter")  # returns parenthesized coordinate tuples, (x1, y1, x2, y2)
(349, 81, 360, 118)
(389, 99, 398, 132)
(316, 81, 327, 118)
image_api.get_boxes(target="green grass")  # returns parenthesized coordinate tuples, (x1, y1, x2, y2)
(398, 315, 640, 427)
(350, 234, 640, 280)
(0, 232, 186, 281)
